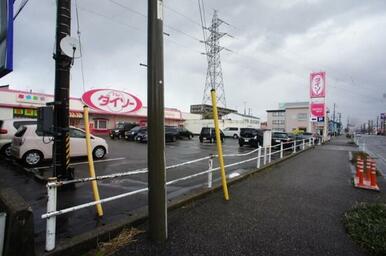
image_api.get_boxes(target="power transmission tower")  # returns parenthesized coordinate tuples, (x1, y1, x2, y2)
(200, 10, 230, 108)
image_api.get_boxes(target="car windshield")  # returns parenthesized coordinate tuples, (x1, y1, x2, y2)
(117, 123, 125, 129)
(241, 128, 257, 135)
(274, 132, 288, 138)
(130, 126, 142, 132)
(15, 126, 27, 137)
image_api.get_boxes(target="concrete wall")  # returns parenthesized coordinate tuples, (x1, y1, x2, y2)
(285, 107, 309, 132)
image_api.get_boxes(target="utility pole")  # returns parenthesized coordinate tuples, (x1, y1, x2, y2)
(147, 0, 167, 243)
(376, 115, 379, 134)
(53, 0, 72, 180)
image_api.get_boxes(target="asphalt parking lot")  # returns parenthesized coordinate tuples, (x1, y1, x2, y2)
(1, 135, 280, 251)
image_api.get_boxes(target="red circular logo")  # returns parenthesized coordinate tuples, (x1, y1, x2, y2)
(81, 89, 142, 113)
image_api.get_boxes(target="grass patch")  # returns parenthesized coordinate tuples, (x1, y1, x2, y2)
(84, 228, 143, 256)
(344, 203, 386, 256)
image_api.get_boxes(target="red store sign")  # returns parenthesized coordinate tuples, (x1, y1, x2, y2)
(82, 89, 142, 113)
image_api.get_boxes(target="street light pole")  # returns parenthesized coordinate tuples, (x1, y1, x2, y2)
(53, 0, 72, 180)
(147, 0, 167, 243)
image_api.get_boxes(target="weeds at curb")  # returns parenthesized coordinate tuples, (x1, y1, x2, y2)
(343, 203, 386, 256)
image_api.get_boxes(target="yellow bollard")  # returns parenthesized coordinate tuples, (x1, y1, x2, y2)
(83, 106, 104, 217)
(210, 89, 230, 200)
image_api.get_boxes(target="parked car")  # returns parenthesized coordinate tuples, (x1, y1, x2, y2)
(176, 127, 194, 140)
(134, 126, 179, 143)
(199, 127, 224, 143)
(109, 122, 137, 139)
(134, 127, 148, 143)
(271, 132, 292, 148)
(10, 125, 108, 167)
(223, 127, 240, 139)
(125, 126, 146, 141)
(238, 128, 264, 147)
(0, 118, 37, 157)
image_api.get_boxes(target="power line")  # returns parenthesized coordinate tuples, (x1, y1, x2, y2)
(108, 0, 202, 43)
(74, 0, 86, 93)
(164, 4, 202, 28)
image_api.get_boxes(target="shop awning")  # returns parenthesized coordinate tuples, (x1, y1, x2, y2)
(70, 112, 83, 118)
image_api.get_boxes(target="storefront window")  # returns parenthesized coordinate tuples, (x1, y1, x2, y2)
(94, 119, 108, 129)
(13, 108, 37, 118)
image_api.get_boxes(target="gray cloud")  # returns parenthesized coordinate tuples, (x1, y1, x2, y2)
(2, 0, 386, 126)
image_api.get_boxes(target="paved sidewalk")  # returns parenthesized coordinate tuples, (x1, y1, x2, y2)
(114, 137, 386, 256)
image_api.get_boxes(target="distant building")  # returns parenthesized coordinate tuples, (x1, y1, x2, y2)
(183, 112, 260, 134)
(190, 104, 237, 118)
(266, 102, 310, 132)
(260, 121, 268, 129)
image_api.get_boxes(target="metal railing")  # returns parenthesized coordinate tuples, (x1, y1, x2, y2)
(42, 137, 315, 251)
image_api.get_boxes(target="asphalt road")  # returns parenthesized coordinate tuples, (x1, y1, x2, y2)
(0, 135, 290, 252)
(356, 135, 386, 176)
(114, 136, 386, 256)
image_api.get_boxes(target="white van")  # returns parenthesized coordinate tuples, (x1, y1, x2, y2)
(11, 125, 109, 167)
(222, 127, 240, 139)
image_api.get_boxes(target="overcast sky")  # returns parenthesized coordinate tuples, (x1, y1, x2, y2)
(2, 0, 386, 125)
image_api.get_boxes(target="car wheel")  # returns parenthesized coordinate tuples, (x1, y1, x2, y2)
(188, 134, 192, 140)
(93, 146, 106, 159)
(239, 141, 244, 147)
(118, 134, 123, 139)
(209, 138, 213, 143)
(199, 138, 203, 143)
(233, 134, 238, 139)
(172, 136, 177, 142)
(23, 150, 43, 167)
(1, 143, 11, 157)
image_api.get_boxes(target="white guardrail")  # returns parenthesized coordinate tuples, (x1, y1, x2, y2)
(42, 137, 316, 251)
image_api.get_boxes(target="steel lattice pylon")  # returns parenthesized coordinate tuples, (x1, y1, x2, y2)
(201, 10, 227, 108)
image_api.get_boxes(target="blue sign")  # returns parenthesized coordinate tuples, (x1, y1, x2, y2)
(317, 117, 325, 122)
(0, 0, 13, 78)
(381, 113, 385, 120)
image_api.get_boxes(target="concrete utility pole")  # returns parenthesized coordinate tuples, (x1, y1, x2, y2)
(53, 0, 72, 180)
(147, 0, 167, 243)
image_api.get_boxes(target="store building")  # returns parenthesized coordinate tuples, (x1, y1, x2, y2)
(0, 86, 185, 134)
(183, 112, 260, 134)
(266, 102, 310, 132)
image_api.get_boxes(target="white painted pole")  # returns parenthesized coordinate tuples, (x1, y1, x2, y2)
(45, 177, 58, 252)
(302, 139, 305, 150)
(257, 146, 261, 168)
(208, 157, 213, 188)
(263, 146, 267, 165)
(280, 142, 283, 159)
(0, 212, 6, 256)
(293, 140, 297, 153)
(268, 146, 272, 163)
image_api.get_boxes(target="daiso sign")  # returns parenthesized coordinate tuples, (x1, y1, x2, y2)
(82, 89, 142, 113)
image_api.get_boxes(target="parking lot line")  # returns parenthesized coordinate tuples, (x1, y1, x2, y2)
(31, 157, 127, 170)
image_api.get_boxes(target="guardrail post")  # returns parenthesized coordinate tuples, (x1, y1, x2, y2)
(268, 147, 272, 163)
(293, 140, 297, 153)
(257, 146, 261, 168)
(46, 177, 57, 252)
(280, 142, 283, 159)
(302, 139, 305, 150)
(263, 146, 267, 165)
(208, 155, 213, 188)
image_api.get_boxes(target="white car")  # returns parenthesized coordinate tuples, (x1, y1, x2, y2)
(11, 125, 109, 167)
(222, 127, 240, 139)
(0, 118, 37, 157)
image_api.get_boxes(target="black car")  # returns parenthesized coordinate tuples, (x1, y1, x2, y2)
(199, 127, 224, 143)
(134, 127, 148, 143)
(134, 126, 179, 143)
(239, 128, 264, 147)
(177, 127, 194, 140)
(125, 126, 146, 141)
(271, 132, 292, 148)
(109, 122, 137, 139)
(165, 126, 179, 142)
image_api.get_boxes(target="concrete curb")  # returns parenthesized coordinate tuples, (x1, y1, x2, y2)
(42, 146, 315, 256)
